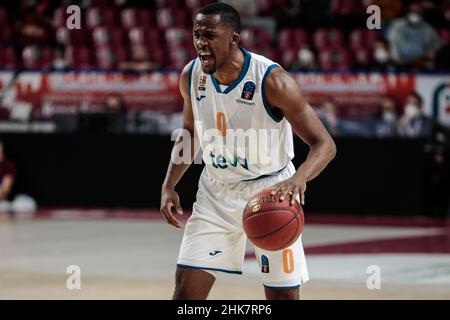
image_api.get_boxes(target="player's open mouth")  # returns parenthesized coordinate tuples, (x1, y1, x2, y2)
(199, 51, 214, 66)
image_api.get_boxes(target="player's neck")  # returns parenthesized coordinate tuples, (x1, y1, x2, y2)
(213, 47, 244, 86)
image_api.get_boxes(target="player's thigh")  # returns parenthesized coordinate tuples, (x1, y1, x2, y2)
(264, 286, 299, 300)
(254, 235, 308, 289)
(173, 267, 216, 300)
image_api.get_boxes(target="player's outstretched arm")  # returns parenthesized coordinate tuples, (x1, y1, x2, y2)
(265, 67, 337, 206)
(160, 61, 199, 228)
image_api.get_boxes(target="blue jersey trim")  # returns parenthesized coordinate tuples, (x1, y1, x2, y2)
(262, 64, 284, 122)
(187, 59, 196, 97)
(210, 47, 251, 94)
(242, 164, 288, 182)
(263, 284, 301, 290)
(177, 264, 243, 275)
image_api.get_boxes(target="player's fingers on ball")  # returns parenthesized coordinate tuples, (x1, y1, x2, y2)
(290, 188, 299, 205)
(300, 189, 306, 205)
(270, 184, 282, 195)
(279, 187, 289, 201)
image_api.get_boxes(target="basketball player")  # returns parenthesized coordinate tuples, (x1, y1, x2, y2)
(160, 3, 336, 300)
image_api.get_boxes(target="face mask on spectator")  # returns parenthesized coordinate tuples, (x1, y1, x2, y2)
(53, 59, 66, 69)
(404, 104, 420, 118)
(407, 13, 422, 25)
(298, 48, 313, 65)
(383, 111, 396, 122)
(374, 48, 389, 64)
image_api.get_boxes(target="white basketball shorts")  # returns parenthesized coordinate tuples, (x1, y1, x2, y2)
(177, 162, 309, 289)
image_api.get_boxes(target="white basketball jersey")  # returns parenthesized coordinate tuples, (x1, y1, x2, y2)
(189, 48, 294, 183)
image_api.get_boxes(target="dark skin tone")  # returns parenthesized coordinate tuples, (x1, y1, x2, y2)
(161, 13, 336, 300)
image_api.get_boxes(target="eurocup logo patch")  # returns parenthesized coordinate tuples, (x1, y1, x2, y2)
(261, 255, 269, 273)
(241, 81, 255, 100)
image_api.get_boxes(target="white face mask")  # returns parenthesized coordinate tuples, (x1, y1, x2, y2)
(408, 13, 422, 25)
(404, 103, 420, 118)
(383, 111, 396, 122)
(53, 58, 66, 69)
(298, 48, 313, 64)
(374, 48, 389, 63)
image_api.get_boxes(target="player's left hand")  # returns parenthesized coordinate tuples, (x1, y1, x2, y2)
(270, 173, 307, 206)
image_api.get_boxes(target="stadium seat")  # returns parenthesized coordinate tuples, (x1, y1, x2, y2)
(278, 28, 309, 51)
(95, 46, 116, 69)
(330, 0, 361, 16)
(22, 45, 53, 70)
(156, 0, 183, 10)
(318, 48, 351, 71)
(240, 28, 271, 49)
(0, 7, 7, 27)
(313, 28, 344, 50)
(438, 28, 450, 46)
(167, 47, 192, 69)
(129, 27, 161, 46)
(0, 26, 13, 44)
(66, 46, 95, 69)
(156, 7, 188, 29)
(353, 48, 371, 67)
(86, 6, 117, 29)
(165, 27, 191, 49)
(349, 29, 378, 50)
(0, 46, 17, 69)
(92, 27, 126, 50)
(280, 48, 298, 68)
(121, 8, 155, 29)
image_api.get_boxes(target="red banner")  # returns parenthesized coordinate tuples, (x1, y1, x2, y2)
(1, 71, 182, 120)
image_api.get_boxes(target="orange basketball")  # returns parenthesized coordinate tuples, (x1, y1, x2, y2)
(243, 188, 305, 251)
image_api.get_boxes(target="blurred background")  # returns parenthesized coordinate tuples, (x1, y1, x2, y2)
(0, 0, 449, 299)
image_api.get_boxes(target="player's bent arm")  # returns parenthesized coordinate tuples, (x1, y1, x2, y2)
(160, 62, 199, 228)
(162, 61, 199, 190)
(0, 175, 14, 200)
(265, 67, 336, 204)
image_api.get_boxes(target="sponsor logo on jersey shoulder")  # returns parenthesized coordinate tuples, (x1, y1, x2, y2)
(209, 250, 223, 256)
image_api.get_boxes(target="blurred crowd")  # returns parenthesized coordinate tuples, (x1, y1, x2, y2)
(0, 0, 449, 71)
(316, 91, 436, 138)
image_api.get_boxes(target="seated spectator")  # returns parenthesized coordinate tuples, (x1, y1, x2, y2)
(103, 93, 128, 134)
(372, 39, 395, 71)
(288, 45, 318, 71)
(0, 140, 15, 205)
(386, 1, 442, 69)
(0, 140, 37, 219)
(369, 96, 399, 137)
(52, 45, 68, 71)
(397, 92, 434, 138)
(78, 93, 128, 134)
(317, 99, 343, 137)
(118, 44, 159, 72)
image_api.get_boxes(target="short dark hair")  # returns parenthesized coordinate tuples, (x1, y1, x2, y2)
(409, 91, 423, 105)
(197, 2, 241, 34)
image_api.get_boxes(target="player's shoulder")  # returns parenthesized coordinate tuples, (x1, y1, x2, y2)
(246, 49, 280, 69)
(179, 58, 198, 98)
(180, 58, 198, 78)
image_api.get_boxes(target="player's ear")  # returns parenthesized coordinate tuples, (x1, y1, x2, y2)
(231, 32, 240, 46)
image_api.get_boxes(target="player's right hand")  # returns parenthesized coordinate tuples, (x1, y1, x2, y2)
(160, 186, 183, 229)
